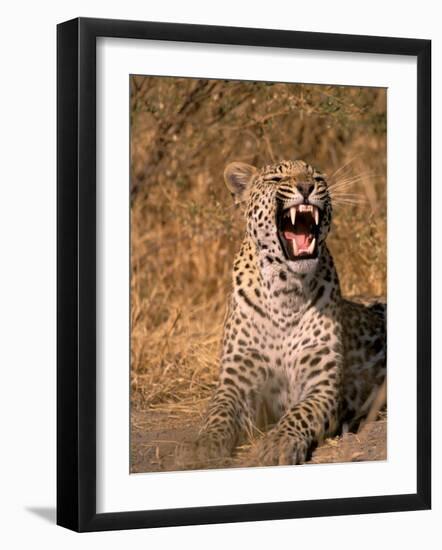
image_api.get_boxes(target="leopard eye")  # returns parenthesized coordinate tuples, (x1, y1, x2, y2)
(264, 175, 284, 183)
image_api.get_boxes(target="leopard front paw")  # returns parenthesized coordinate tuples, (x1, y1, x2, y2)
(249, 429, 309, 467)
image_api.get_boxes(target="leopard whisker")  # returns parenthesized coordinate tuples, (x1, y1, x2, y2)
(330, 192, 368, 203)
(332, 201, 368, 207)
(329, 173, 378, 191)
(330, 156, 361, 179)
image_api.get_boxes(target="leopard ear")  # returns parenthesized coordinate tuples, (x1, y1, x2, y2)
(224, 162, 257, 204)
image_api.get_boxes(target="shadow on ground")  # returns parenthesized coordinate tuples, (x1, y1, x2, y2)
(26, 506, 56, 524)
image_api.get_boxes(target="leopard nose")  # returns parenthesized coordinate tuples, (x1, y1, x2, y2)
(296, 182, 315, 199)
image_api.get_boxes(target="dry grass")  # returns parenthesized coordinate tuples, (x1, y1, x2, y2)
(130, 77, 387, 420)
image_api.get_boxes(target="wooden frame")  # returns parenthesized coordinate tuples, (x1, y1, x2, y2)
(57, 17, 431, 532)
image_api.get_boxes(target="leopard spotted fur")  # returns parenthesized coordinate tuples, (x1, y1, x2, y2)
(182, 160, 386, 467)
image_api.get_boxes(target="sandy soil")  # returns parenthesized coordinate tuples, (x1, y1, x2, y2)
(130, 408, 386, 474)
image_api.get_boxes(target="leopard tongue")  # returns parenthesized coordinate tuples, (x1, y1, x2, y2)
(283, 231, 312, 249)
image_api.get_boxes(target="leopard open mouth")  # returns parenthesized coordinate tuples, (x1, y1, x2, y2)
(277, 204, 320, 261)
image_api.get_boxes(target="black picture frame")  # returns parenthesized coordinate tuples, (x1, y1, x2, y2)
(57, 17, 431, 532)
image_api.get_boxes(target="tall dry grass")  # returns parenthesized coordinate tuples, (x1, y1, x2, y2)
(130, 77, 386, 411)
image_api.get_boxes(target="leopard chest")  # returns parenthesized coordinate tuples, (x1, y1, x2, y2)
(252, 300, 340, 417)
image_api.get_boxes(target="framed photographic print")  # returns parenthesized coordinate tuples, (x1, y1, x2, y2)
(57, 17, 431, 532)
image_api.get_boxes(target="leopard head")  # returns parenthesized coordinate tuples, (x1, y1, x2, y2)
(224, 160, 332, 274)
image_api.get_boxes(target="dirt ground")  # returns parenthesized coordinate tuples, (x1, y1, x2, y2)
(130, 407, 386, 473)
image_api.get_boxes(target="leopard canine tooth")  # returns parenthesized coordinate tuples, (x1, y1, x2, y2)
(291, 238, 298, 256)
(290, 206, 296, 225)
(314, 207, 319, 225)
(308, 237, 316, 254)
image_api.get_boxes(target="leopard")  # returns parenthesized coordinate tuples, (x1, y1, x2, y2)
(180, 159, 386, 468)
